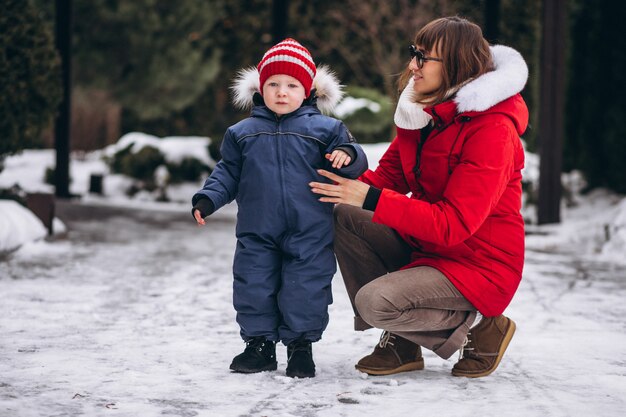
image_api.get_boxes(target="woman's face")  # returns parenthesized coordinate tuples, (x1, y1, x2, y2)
(410, 45, 444, 96)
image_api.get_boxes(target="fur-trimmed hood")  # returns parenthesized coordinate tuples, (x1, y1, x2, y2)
(230, 65, 344, 115)
(394, 44, 529, 130)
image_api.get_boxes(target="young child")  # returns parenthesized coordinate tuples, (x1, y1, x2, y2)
(192, 38, 368, 378)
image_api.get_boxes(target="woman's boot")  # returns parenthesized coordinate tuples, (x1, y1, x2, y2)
(452, 315, 516, 378)
(355, 331, 425, 375)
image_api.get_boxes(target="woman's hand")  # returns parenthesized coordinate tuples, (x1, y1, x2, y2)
(309, 169, 370, 207)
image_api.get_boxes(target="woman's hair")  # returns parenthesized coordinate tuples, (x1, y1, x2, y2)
(398, 16, 494, 105)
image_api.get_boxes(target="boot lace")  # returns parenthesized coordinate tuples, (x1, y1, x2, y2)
(458, 332, 474, 360)
(378, 331, 396, 348)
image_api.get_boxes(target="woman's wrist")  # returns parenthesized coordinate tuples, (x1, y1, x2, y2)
(362, 186, 382, 211)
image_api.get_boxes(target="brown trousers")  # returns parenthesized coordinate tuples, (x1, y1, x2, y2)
(333, 204, 477, 359)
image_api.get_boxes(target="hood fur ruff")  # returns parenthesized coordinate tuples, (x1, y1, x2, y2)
(230, 65, 344, 115)
(394, 44, 529, 130)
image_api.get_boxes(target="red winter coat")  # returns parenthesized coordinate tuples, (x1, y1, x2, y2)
(361, 89, 528, 316)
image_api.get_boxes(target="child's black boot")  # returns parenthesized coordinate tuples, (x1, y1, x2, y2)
(229, 337, 277, 373)
(286, 338, 315, 378)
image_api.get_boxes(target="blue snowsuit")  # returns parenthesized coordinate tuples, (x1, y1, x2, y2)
(192, 102, 368, 345)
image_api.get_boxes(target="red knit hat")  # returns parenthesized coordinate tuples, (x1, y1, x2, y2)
(257, 38, 317, 97)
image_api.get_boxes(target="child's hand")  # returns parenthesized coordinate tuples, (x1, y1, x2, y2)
(193, 209, 206, 226)
(325, 150, 351, 169)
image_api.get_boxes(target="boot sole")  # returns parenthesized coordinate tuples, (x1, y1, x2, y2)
(286, 369, 316, 378)
(230, 361, 278, 373)
(451, 319, 516, 378)
(355, 358, 425, 376)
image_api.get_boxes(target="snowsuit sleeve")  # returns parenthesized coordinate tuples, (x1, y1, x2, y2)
(324, 121, 368, 179)
(191, 129, 241, 211)
(373, 123, 516, 247)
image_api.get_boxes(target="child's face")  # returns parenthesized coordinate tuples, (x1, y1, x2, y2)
(262, 74, 307, 115)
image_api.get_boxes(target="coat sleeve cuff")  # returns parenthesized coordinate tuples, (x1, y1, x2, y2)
(191, 197, 215, 219)
(362, 186, 382, 211)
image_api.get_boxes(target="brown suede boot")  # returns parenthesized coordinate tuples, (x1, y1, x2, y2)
(451, 315, 516, 378)
(355, 331, 425, 375)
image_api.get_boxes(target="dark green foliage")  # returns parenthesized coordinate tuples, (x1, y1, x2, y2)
(107, 143, 209, 185)
(110, 146, 165, 182)
(564, 0, 626, 193)
(338, 86, 394, 144)
(0, 0, 61, 157)
(120, 0, 273, 137)
(71, 0, 225, 120)
(166, 157, 209, 184)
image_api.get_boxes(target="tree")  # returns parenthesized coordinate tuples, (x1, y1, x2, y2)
(537, 0, 567, 224)
(0, 0, 62, 162)
(293, 0, 457, 102)
(71, 1, 225, 120)
(564, 0, 626, 194)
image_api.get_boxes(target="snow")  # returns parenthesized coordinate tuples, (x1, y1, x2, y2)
(1, 142, 626, 416)
(333, 97, 382, 118)
(102, 132, 216, 167)
(0, 200, 47, 253)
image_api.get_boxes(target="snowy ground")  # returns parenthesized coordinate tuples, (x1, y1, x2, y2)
(1, 144, 626, 416)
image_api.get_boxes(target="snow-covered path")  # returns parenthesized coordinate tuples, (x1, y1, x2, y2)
(1, 201, 625, 417)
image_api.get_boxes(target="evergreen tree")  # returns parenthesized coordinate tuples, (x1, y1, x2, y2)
(564, 0, 626, 193)
(72, 0, 225, 120)
(0, 0, 62, 160)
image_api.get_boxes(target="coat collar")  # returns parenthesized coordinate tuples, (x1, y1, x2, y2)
(394, 45, 529, 130)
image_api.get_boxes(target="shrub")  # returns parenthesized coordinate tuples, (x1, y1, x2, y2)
(0, 0, 62, 157)
(110, 146, 165, 182)
(167, 158, 210, 184)
(335, 86, 394, 144)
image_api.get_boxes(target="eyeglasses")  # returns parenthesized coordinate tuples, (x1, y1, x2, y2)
(409, 45, 443, 69)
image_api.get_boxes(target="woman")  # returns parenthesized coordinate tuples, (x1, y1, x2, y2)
(309, 16, 529, 378)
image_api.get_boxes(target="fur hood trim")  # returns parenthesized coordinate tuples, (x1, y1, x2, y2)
(230, 65, 344, 114)
(394, 45, 528, 129)
(454, 45, 528, 113)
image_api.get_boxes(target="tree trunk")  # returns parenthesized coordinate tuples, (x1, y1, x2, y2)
(272, 0, 288, 44)
(484, 0, 501, 44)
(54, 0, 72, 198)
(537, 0, 567, 224)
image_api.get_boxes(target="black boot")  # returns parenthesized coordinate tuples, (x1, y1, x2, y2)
(286, 338, 315, 378)
(229, 337, 277, 373)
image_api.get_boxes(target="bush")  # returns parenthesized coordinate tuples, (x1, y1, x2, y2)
(564, 0, 626, 193)
(110, 146, 166, 183)
(167, 157, 210, 184)
(0, 0, 62, 157)
(336, 86, 394, 144)
(108, 143, 210, 186)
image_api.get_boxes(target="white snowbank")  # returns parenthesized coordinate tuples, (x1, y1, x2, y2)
(0, 200, 47, 253)
(333, 97, 382, 118)
(102, 132, 216, 168)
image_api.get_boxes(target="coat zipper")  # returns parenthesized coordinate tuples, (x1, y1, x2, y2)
(274, 115, 291, 228)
